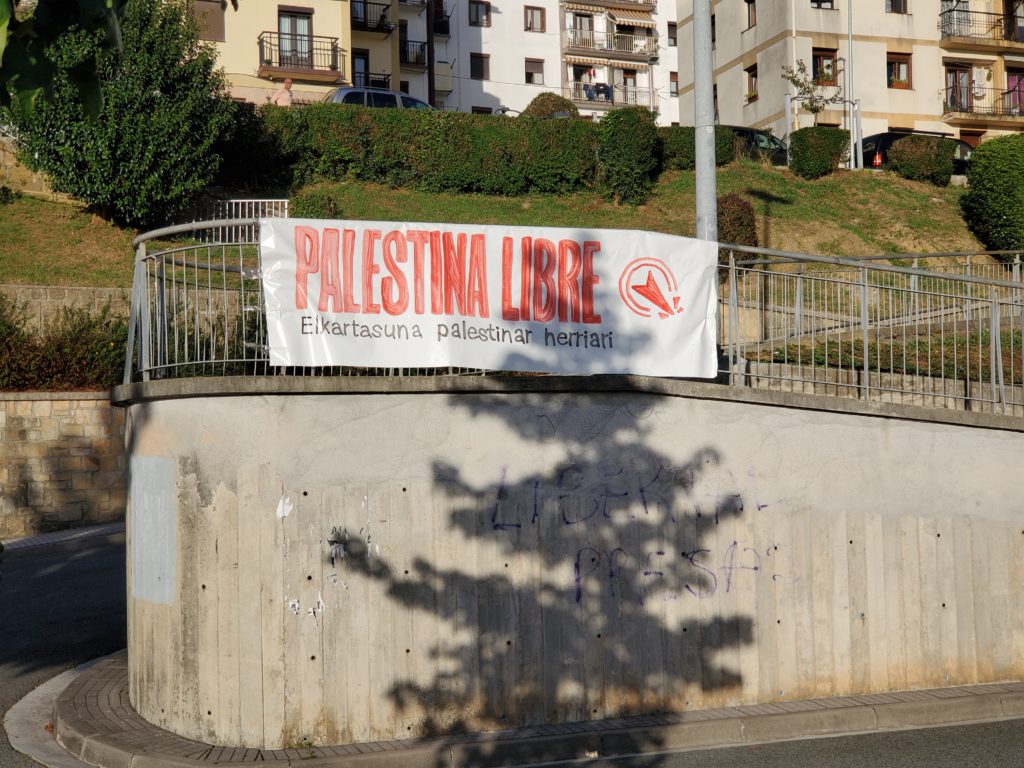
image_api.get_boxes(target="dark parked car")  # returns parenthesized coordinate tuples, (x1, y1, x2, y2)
(861, 130, 973, 175)
(723, 125, 789, 166)
(324, 86, 432, 110)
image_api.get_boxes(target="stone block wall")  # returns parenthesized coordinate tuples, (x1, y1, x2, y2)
(0, 393, 126, 541)
(0, 284, 130, 332)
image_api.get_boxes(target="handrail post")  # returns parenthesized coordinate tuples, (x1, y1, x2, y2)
(123, 243, 144, 385)
(729, 251, 740, 386)
(911, 257, 919, 324)
(138, 244, 152, 382)
(861, 267, 870, 400)
(991, 285, 1006, 414)
(795, 263, 804, 337)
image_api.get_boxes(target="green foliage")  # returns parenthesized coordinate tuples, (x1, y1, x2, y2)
(0, 297, 125, 390)
(887, 135, 956, 187)
(657, 126, 735, 170)
(0, 0, 125, 115)
(263, 104, 598, 197)
(961, 134, 1024, 259)
(10, 0, 233, 227)
(788, 126, 849, 180)
(596, 106, 659, 204)
(0, 184, 17, 204)
(291, 183, 347, 219)
(780, 58, 844, 120)
(717, 193, 758, 247)
(521, 92, 579, 119)
(214, 101, 291, 192)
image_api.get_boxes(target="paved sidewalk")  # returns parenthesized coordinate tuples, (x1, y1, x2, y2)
(50, 654, 1024, 768)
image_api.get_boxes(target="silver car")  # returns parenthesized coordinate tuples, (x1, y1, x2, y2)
(324, 87, 432, 110)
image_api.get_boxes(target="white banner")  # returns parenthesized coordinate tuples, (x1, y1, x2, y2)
(260, 219, 719, 377)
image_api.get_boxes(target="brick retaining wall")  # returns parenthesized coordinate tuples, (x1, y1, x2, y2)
(0, 392, 126, 541)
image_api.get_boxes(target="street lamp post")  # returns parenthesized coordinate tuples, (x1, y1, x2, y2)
(693, 0, 717, 242)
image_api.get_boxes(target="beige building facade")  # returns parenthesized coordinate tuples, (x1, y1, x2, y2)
(677, 0, 1024, 145)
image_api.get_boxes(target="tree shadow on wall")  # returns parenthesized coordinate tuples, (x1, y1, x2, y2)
(336, 376, 759, 766)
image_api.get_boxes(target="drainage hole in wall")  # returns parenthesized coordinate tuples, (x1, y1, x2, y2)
(311, 655, 316, 661)
(942, 602, 947, 608)
(504, 563, 509, 568)
(682, 627, 687, 632)
(307, 575, 312, 581)
(596, 633, 602, 639)
(207, 711, 212, 716)
(506, 640, 512, 646)
(849, 540, 854, 545)
(406, 649, 411, 654)
(776, 620, 781, 624)
(937, 533, 941, 538)
(303, 491, 308, 496)
(402, 487, 407, 492)
(404, 570, 409, 575)
(201, 584, 206, 590)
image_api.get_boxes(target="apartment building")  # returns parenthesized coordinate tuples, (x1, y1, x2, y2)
(677, 0, 1024, 146)
(195, 0, 680, 123)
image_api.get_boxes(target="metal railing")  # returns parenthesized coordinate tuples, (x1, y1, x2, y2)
(944, 84, 1024, 117)
(180, 200, 289, 244)
(720, 246, 1024, 416)
(353, 71, 392, 89)
(564, 82, 653, 107)
(257, 31, 341, 73)
(352, 1, 395, 31)
(940, 8, 1024, 44)
(400, 40, 428, 67)
(564, 29, 658, 56)
(122, 225, 1024, 419)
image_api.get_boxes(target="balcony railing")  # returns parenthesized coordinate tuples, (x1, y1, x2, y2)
(433, 13, 451, 34)
(944, 85, 1024, 118)
(940, 8, 1024, 45)
(564, 28, 658, 57)
(353, 70, 392, 89)
(257, 31, 341, 74)
(352, 0, 394, 32)
(564, 82, 652, 107)
(400, 40, 428, 67)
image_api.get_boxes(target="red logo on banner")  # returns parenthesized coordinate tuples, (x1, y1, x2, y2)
(618, 258, 683, 319)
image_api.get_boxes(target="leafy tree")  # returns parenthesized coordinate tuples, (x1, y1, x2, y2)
(961, 134, 1024, 259)
(781, 58, 844, 125)
(11, 0, 233, 227)
(0, 0, 124, 114)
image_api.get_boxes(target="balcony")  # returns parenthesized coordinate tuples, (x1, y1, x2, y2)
(353, 1, 395, 33)
(943, 84, 1024, 123)
(570, 0, 656, 10)
(353, 71, 392, 89)
(433, 13, 451, 35)
(256, 32, 344, 83)
(400, 40, 428, 68)
(940, 8, 1024, 51)
(564, 82, 652, 108)
(564, 29, 657, 60)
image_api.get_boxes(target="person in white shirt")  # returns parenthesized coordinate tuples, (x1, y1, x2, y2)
(270, 78, 293, 107)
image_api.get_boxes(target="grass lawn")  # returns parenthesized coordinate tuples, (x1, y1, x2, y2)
(0, 161, 983, 289)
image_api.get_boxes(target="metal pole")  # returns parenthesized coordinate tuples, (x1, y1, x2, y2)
(693, 0, 717, 241)
(847, 0, 856, 170)
(854, 99, 863, 169)
(861, 267, 870, 400)
(426, 0, 437, 106)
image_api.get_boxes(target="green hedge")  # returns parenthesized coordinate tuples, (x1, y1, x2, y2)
(658, 126, 736, 170)
(788, 126, 849, 179)
(263, 104, 599, 197)
(597, 107, 659, 204)
(961, 134, 1024, 259)
(888, 135, 956, 187)
(0, 297, 126, 391)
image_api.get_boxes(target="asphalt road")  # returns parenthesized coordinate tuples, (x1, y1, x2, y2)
(0, 536, 126, 768)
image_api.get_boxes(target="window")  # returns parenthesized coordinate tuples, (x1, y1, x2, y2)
(670, 71, 678, 96)
(525, 58, 544, 85)
(399, 80, 410, 94)
(745, 64, 758, 101)
(469, 0, 490, 26)
(885, 0, 907, 12)
(812, 48, 837, 85)
(279, 9, 314, 69)
(524, 6, 545, 32)
(811, 0, 835, 8)
(470, 52, 489, 80)
(887, 52, 912, 88)
(667, 22, 677, 46)
(368, 92, 398, 107)
(471, 106, 492, 114)
(711, 15, 716, 48)
(193, 0, 225, 41)
(352, 49, 369, 87)
(745, 0, 756, 28)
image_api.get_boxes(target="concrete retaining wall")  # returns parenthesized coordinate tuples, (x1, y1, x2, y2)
(0, 392, 126, 540)
(114, 377, 1024, 749)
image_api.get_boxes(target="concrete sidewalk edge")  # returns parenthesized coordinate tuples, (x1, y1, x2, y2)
(46, 659, 1024, 768)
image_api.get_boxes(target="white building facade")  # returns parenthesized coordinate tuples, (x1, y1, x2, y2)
(677, 0, 1024, 146)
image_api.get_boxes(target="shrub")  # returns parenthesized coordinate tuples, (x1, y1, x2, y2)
(0, 185, 18, 204)
(264, 104, 598, 196)
(291, 183, 347, 219)
(11, 0, 233, 227)
(887, 134, 956, 186)
(0, 300, 126, 391)
(717, 193, 758, 248)
(214, 101, 290, 193)
(961, 134, 1024, 259)
(597, 107, 659, 204)
(788, 126, 849, 179)
(522, 93, 579, 119)
(658, 126, 736, 170)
